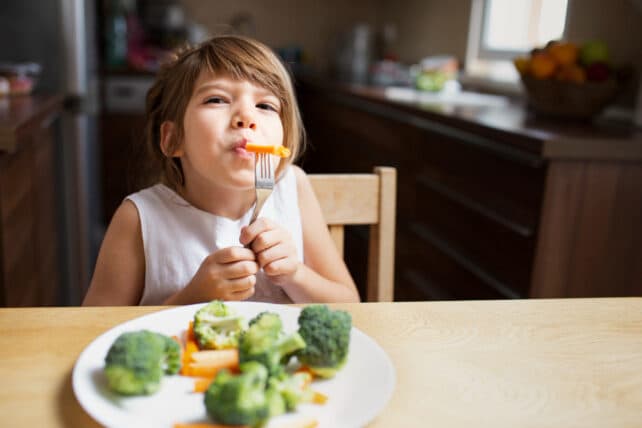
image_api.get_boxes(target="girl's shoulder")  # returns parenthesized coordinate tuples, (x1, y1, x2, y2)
(127, 183, 190, 208)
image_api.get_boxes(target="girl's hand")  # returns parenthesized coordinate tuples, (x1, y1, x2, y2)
(240, 218, 301, 286)
(183, 247, 258, 302)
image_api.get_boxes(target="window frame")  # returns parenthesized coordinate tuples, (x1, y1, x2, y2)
(464, 0, 571, 86)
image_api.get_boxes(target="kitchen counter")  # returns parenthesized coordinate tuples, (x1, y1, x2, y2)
(0, 299, 641, 427)
(297, 76, 642, 301)
(0, 94, 64, 153)
(297, 74, 642, 162)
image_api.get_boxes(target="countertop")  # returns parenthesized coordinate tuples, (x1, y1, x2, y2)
(297, 75, 642, 161)
(1, 299, 641, 427)
(0, 93, 64, 153)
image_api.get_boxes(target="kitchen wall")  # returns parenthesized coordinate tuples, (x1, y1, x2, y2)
(383, 0, 642, 70)
(180, 0, 641, 72)
(180, 0, 385, 70)
(380, 0, 471, 64)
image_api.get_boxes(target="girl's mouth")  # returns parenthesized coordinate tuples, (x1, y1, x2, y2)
(233, 139, 253, 159)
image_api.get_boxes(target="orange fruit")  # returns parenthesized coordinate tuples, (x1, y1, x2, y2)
(530, 53, 557, 79)
(555, 64, 586, 83)
(513, 56, 530, 75)
(548, 42, 579, 66)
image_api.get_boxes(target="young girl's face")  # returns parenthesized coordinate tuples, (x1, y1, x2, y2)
(177, 69, 284, 191)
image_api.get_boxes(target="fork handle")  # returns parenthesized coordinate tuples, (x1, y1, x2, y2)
(249, 187, 271, 224)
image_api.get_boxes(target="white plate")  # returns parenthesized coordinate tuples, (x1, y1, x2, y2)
(72, 302, 395, 428)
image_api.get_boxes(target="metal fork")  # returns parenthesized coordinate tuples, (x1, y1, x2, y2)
(249, 152, 275, 224)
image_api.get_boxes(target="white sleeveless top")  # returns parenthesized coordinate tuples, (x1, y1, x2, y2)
(127, 167, 303, 305)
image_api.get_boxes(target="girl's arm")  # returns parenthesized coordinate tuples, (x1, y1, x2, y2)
(280, 166, 360, 303)
(82, 200, 146, 305)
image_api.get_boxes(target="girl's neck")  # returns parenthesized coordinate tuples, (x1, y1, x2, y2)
(177, 181, 255, 220)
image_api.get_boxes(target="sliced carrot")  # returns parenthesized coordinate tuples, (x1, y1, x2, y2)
(193, 377, 214, 393)
(190, 349, 239, 364)
(245, 143, 291, 158)
(183, 361, 234, 378)
(187, 321, 196, 342)
(180, 340, 200, 375)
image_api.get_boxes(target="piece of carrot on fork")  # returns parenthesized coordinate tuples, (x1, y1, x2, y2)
(245, 143, 291, 158)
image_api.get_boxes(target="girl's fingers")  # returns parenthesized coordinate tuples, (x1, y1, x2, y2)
(223, 274, 257, 294)
(263, 257, 297, 277)
(213, 246, 256, 264)
(228, 285, 256, 301)
(256, 242, 290, 268)
(250, 229, 282, 254)
(220, 260, 259, 279)
(240, 218, 275, 245)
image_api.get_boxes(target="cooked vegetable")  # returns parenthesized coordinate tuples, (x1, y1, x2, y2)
(245, 143, 291, 158)
(238, 312, 306, 376)
(193, 377, 214, 393)
(296, 305, 352, 378)
(204, 361, 273, 427)
(182, 349, 240, 377)
(267, 371, 315, 411)
(104, 330, 181, 395)
(193, 301, 245, 350)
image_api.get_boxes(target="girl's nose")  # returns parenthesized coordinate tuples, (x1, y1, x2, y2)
(232, 107, 256, 130)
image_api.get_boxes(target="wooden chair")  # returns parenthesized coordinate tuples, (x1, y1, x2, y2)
(308, 167, 397, 302)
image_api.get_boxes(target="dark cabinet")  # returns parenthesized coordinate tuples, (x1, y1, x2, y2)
(297, 78, 642, 300)
(0, 95, 63, 306)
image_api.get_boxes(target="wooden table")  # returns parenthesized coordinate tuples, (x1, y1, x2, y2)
(1, 298, 641, 427)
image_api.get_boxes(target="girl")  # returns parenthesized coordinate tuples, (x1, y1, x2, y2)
(83, 35, 359, 305)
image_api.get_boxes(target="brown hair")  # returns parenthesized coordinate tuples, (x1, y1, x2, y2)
(142, 35, 305, 190)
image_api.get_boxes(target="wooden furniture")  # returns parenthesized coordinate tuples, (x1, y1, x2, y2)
(309, 167, 397, 301)
(297, 76, 642, 300)
(1, 298, 641, 427)
(0, 94, 64, 306)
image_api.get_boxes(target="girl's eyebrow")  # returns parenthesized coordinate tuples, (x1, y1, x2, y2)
(194, 81, 278, 100)
(194, 82, 228, 96)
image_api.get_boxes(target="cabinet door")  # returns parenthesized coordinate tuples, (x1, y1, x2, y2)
(0, 125, 60, 306)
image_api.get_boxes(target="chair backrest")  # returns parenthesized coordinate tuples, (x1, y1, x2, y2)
(308, 167, 397, 302)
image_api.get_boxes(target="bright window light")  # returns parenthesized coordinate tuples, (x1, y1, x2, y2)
(482, 0, 568, 53)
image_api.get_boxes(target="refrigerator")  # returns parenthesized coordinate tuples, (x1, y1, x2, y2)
(0, 0, 102, 305)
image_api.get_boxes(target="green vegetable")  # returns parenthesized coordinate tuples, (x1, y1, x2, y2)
(104, 330, 181, 395)
(297, 304, 352, 378)
(267, 371, 314, 411)
(204, 361, 272, 427)
(193, 300, 245, 350)
(238, 311, 306, 376)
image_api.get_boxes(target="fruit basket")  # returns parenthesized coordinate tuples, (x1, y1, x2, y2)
(514, 41, 620, 120)
(520, 74, 618, 119)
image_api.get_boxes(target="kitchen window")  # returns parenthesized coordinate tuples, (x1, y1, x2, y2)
(463, 0, 570, 89)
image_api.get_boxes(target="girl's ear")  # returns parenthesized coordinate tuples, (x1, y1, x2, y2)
(160, 121, 183, 157)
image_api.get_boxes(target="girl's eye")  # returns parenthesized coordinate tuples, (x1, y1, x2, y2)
(205, 97, 226, 104)
(257, 103, 279, 112)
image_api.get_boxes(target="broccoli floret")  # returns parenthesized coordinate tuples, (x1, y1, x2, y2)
(267, 371, 314, 411)
(104, 330, 181, 395)
(297, 305, 352, 378)
(238, 312, 306, 375)
(193, 300, 245, 349)
(204, 361, 271, 427)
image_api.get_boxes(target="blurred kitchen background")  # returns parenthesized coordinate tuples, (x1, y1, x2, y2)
(0, 0, 641, 306)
